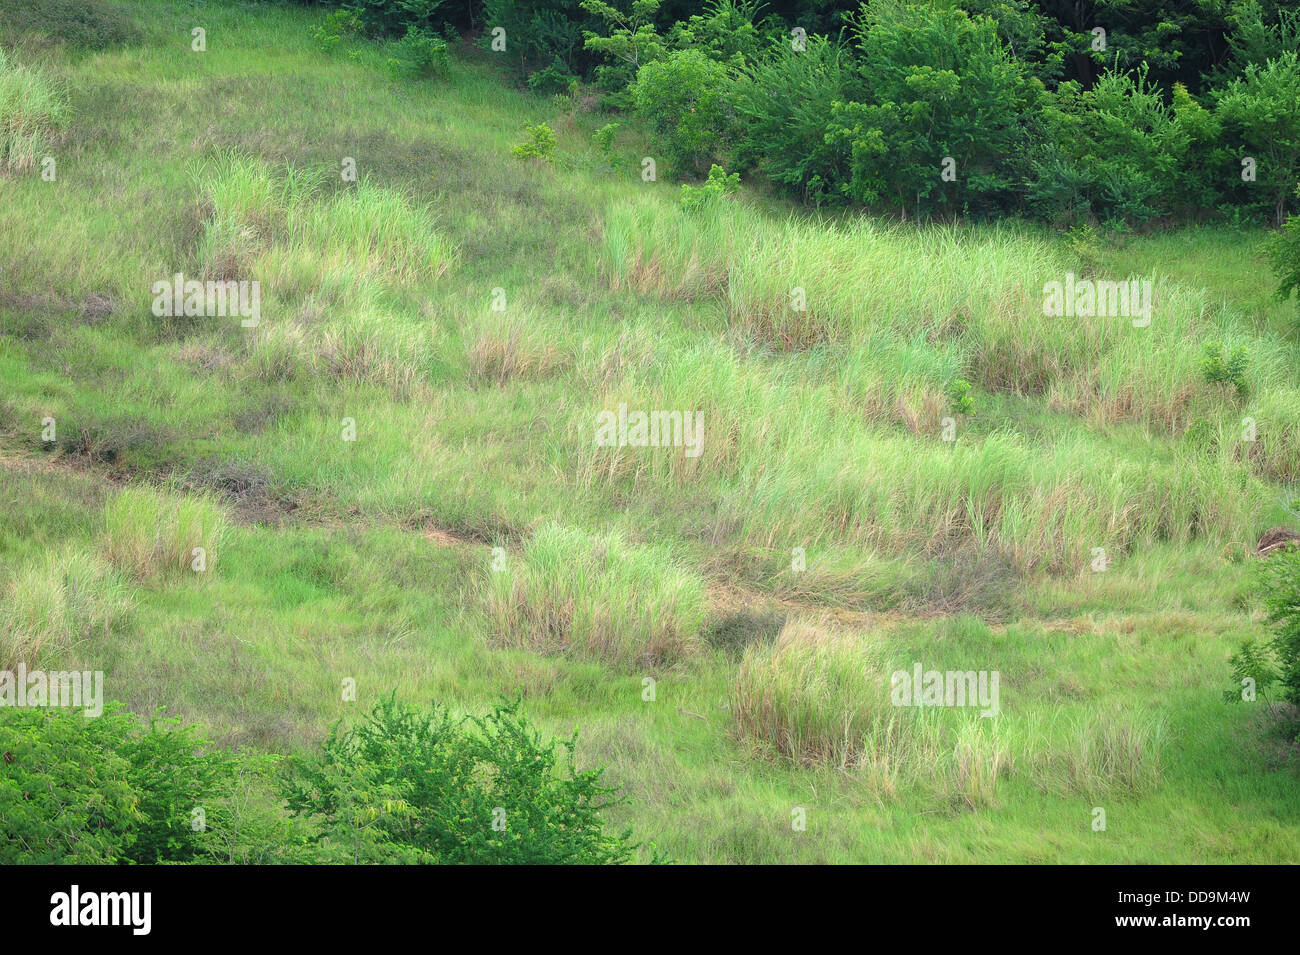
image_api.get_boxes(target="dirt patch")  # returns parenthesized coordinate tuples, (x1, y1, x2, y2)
(1258, 526, 1300, 557)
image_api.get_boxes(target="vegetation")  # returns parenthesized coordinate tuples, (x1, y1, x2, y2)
(0, 0, 1298, 864)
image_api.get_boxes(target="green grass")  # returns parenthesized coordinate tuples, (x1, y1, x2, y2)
(0, 0, 1297, 863)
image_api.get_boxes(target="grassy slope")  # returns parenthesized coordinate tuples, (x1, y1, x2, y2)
(1, 0, 1298, 862)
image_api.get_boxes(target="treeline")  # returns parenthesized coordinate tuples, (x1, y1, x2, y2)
(296, 0, 1300, 226)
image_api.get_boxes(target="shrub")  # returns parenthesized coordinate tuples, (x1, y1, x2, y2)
(102, 486, 229, 581)
(679, 163, 739, 213)
(737, 34, 856, 205)
(284, 696, 641, 864)
(1247, 542, 1300, 707)
(510, 121, 557, 162)
(484, 522, 706, 666)
(349, 0, 447, 38)
(486, 0, 589, 77)
(0, 705, 243, 864)
(1267, 185, 1300, 313)
(591, 121, 621, 168)
(526, 56, 580, 94)
(1215, 52, 1300, 225)
(1200, 341, 1250, 398)
(947, 378, 975, 416)
(385, 26, 449, 80)
(0, 45, 67, 173)
(827, 0, 1043, 218)
(580, 0, 669, 106)
(313, 9, 364, 53)
(1030, 67, 1187, 226)
(632, 48, 738, 177)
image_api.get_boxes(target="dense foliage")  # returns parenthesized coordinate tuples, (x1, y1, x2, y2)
(302, 0, 1300, 228)
(0, 705, 239, 863)
(0, 697, 641, 864)
(285, 697, 640, 864)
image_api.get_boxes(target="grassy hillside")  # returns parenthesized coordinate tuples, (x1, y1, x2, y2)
(2, 0, 1298, 862)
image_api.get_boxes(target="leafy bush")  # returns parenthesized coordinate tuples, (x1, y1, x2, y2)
(486, 0, 590, 77)
(591, 121, 621, 168)
(1030, 67, 1188, 226)
(0, 705, 243, 864)
(385, 26, 449, 80)
(580, 0, 669, 107)
(948, 378, 975, 416)
(0, 45, 67, 174)
(632, 48, 738, 176)
(1231, 543, 1300, 708)
(679, 163, 739, 212)
(827, 0, 1043, 218)
(348, 0, 447, 38)
(313, 9, 364, 53)
(737, 34, 856, 204)
(525, 56, 579, 94)
(1215, 52, 1300, 225)
(1200, 341, 1250, 398)
(1267, 185, 1300, 312)
(284, 696, 642, 864)
(510, 121, 557, 162)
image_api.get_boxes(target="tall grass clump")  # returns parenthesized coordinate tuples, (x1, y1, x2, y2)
(1023, 706, 1167, 797)
(0, 46, 67, 173)
(483, 523, 706, 667)
(102, 486, 229, 581)
(195, 155, 457, 298)
(0, 549, 131, 669)
(731, 618, 955, 798)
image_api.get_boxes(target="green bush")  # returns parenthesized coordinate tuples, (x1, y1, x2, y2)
(1267, 185, 1300, 313)
(510, 121, 557, 162)
(1030, 67, 1187, 226)
(313, 9, 364, 54)
(633, 48, 738, 177)
(827, 0, 1043, 218)
(1215, 52, 1300, 226)
(284, 696, 642, 864)
(486, 0, 589, 77)
(385, 26, 450, 80)
(592, 121, 622, 168)
(948, 378, 975, 416)
(737, 34, 856, 205)
(0, 705, 243, 864)
(1239, 544, 1300, 708)
(679, 163, 739, 212)
(349, 0, 447, 38)
(1200, 341, 1250, 398)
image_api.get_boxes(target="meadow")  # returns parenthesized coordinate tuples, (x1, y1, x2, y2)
(1, 0, 1298, 862)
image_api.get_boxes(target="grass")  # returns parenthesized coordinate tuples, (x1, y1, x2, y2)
(0, 0, 1297, 863)
(0, 45, 66, 172)
(484, 522, 707, 667)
